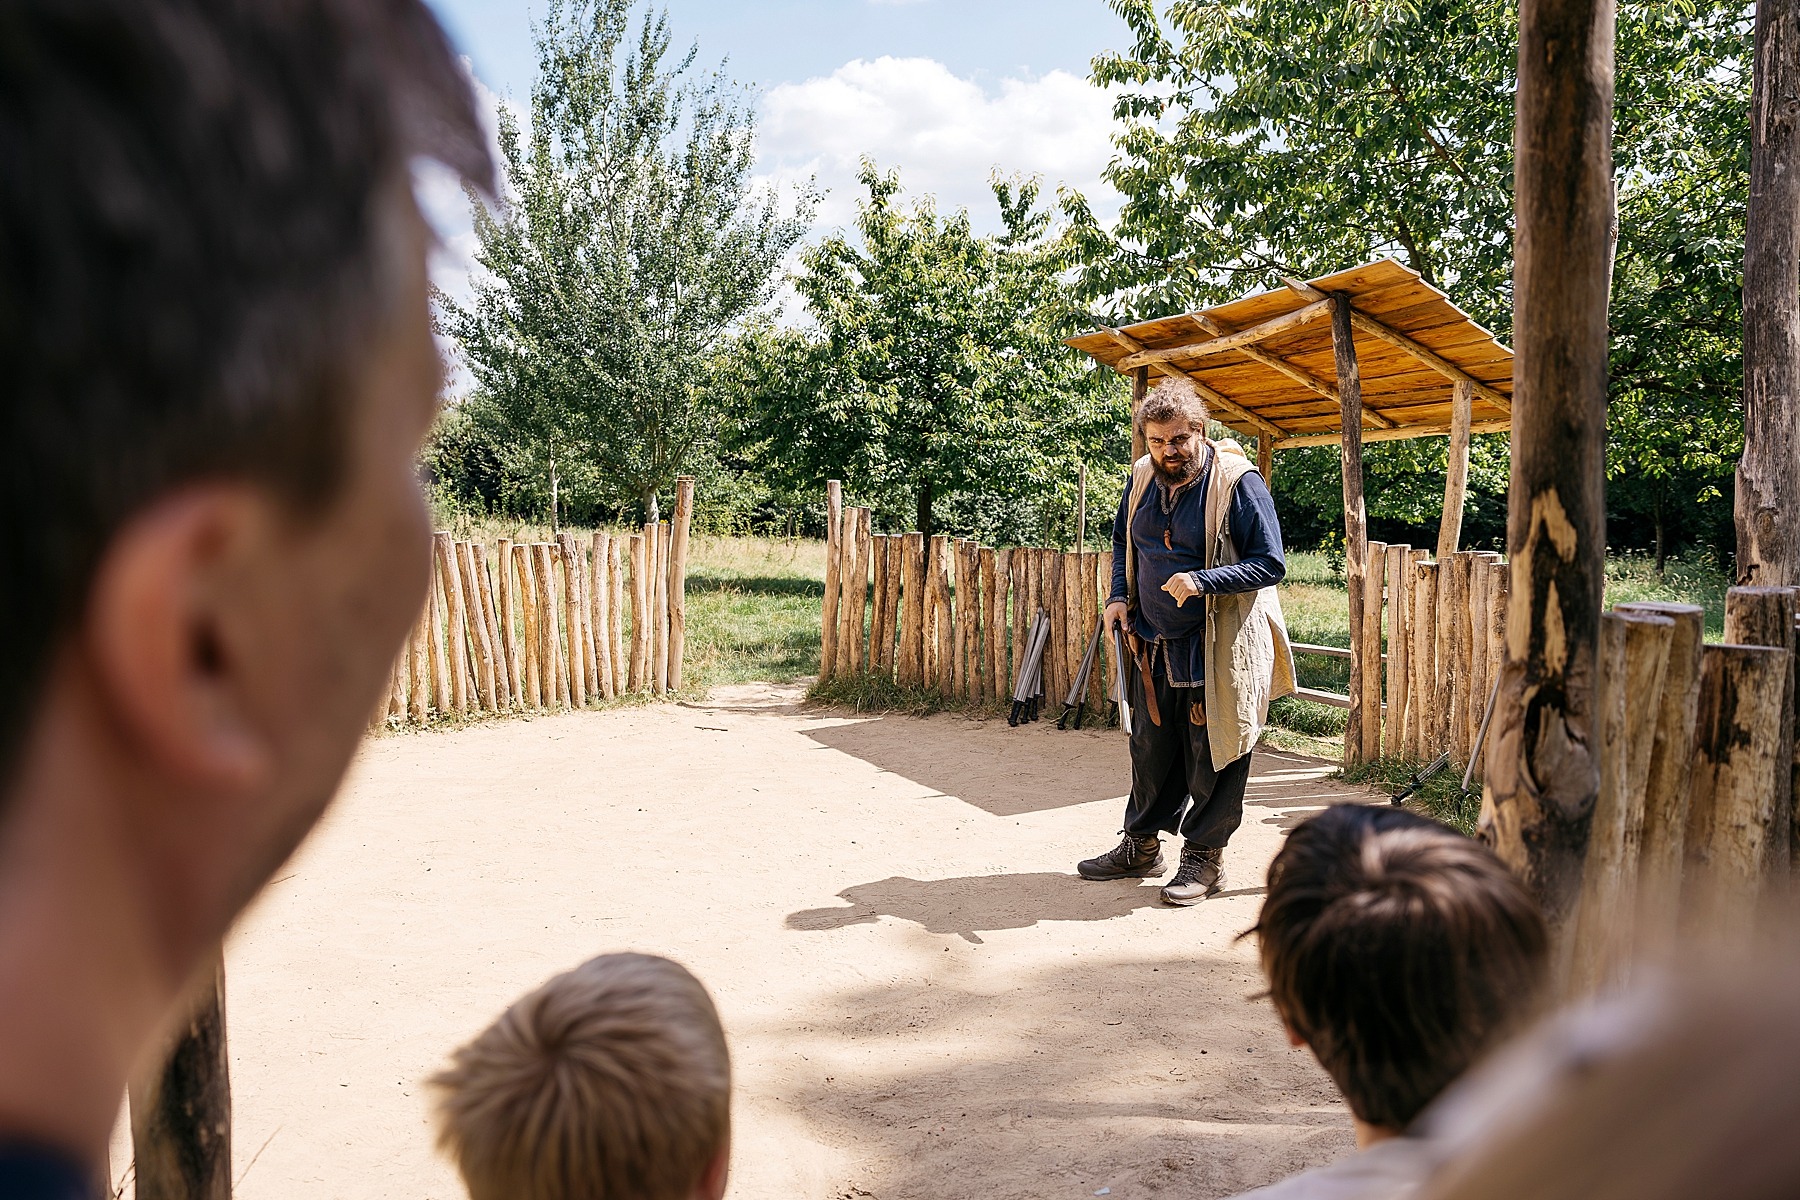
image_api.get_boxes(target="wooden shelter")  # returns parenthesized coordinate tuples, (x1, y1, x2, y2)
(1067, 258, 1515, 766)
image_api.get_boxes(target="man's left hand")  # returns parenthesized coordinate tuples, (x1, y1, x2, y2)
(1161, 572, 1203, 607)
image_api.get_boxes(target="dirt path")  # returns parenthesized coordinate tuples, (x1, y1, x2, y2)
(117, 686, 1377, 1199)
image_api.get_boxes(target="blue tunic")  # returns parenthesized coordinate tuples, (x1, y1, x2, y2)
(1107, 450, 1287, 687)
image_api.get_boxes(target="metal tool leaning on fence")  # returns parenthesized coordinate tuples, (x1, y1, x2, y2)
(1075, 376, 1296, 907)
(1008, 609, 1053, 726)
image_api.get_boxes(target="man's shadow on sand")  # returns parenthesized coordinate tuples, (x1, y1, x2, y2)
(786, 871, 1265, 943)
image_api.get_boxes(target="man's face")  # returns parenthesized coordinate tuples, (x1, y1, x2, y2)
(1145, 417, 1203, 487)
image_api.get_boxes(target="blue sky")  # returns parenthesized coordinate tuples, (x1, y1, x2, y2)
(419, 1, 1135, 310)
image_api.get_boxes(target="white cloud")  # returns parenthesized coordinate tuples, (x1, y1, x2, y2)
(755, 55, 1121, 236)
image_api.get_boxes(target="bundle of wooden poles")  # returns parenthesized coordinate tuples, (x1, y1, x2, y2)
(373, 477, 696, 726)
(818, 481, 1114, 716)
(1338, 543, 1514, 774)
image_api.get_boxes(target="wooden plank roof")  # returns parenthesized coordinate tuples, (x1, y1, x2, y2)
(1066, 258, 1513, 447)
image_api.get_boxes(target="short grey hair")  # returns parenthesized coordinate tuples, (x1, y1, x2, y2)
(1136, 375, 1211, 434)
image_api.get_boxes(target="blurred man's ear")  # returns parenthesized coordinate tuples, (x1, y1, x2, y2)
(693, 1138, 730, 1200)
(85, 486, 281, 796)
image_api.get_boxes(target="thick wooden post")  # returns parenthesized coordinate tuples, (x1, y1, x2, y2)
(131, 957, 230, 1200)
(537, 543, 570, 707)
(1614, 601, 1704, 947)
(927, 535, 952, 690)
(627, 531, 648, 693)
(478, 545, 514, 708)
(822, 481, 843, 676)
(457, 542, 498, 711)
(1257, 435, 1276, 484)
(407, 599, 430, 724)
(1009, 549, 1029, 696)
(1568, 609, 1673, 994)
(1485, 0, 1614, 931)
(1131, 367, 1150, 461)
(951, 541, 972, 699)
(882, 536, 903, 676)
(497, 538, 521, 708)
(1385, 545, 1411, 756)
(868, 534, 890, 675)
(980, 547, 1001, 701)
(591, 532, 615, 701)
(557, 536, 588, 708)
(1433, 554, 1459, 753)
(669, 477, 694, 692)
(433, 533, 470, 716)
(1685, 644, 1792, 928)
(1738, 0, 1800, 587)
(1437, 379, 1476, 561)
(427, 558, 451, 716)
(1723, 586, 1798, 871)
(652, 521, 671, 694)
(1468, 557, 1492, 756)
(1448, 552, 1477, 763)
(607, 538, 626, 697)
(835, 509, 866, 679)
(1333, 293, 1371, 768)
(1085, 552, 1105, 711)
(1408, 560, 1438, 761)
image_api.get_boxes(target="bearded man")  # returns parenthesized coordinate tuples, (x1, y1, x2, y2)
(1078, 377, 1296, 904)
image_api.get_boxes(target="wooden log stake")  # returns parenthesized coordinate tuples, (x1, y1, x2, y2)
(433, 533, 470, 715)
(408, 599, 430, 723)
(557, 535, 589, 707)
(628, 532, 648, 693)
(1448, 552, 1477, 763)
(607, 537, 626, 696)
(1467, 557, 1493, 758)
(1038, 549, 1061, 705)
(855, 508, 873, 676)
(1384, 546, 1411, 757)
(669, 477, 695, 692)
(1685, 643, 1792, 930)
(1095, 550, 1113, 711)
(1333, 293, 1371, 768)
(131, 957, 231, 1200)
(428, 555, 451, 716)
(1723, 587, 1798, 873)
(1568, 609, 1674, 994)
(1486, 562, 1510, 740)
(1085, 551, 1105, 711)
(653, 521, 671, 695)
(1437, 379, 1476, 561)
(837, 509, 866, 679)
(976, 547, 996, 702)
(571, 536, 599, 702)
(1486, 0, 1614, 932)
(591, 532, 615, 700)
(497, 539, 523, 707)
(460, 541, 498, 711)
(869, 535, 891, 674)
(1614, 601, 1704, 949)
(1361, 540, 1387, 761)
(931, 535, 954, 691)
(882, 536, 903, 675)
(898, 533, 925, 687)
(514, 545, 542, 708)
(822, 481, 843, 678)
(1432, 554, 1459, 755)
(526, 544, 559, 707)
(1409, 561, 1438, 761)
(471, 543, 508, 710)
(950, 540, 970, 698)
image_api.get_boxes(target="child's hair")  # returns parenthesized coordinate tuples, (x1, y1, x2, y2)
(1251, 805, 1548, 1131)
(431, 953, 731, 1200)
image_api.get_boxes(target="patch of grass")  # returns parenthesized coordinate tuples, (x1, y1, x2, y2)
(1604, 550, 1729, 639)
(1341, 757, 1482, 835)
(807, 671, 1010, 719)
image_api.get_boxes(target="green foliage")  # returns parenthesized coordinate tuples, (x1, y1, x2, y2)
(716, 163, 1131, 543)
(1069, 0, 1752, 566)
(439, 0, 813, 525)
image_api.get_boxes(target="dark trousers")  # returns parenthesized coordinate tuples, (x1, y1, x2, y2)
(1122, 655, 1252, 849)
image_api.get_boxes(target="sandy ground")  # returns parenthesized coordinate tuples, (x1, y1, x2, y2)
(112, 685, 1379, 1200)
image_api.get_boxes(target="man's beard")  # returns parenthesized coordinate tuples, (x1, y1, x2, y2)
(1152, 448, 1203, 487)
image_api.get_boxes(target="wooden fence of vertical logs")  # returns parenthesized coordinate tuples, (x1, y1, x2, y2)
(818, 481, 1114, 718)
(368, 476, 695, 727)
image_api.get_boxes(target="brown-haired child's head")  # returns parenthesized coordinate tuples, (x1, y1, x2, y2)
(1253, 804, 1548, 1132)
(432, 953, 731, 1200)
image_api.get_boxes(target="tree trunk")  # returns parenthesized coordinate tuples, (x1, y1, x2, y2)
(1738, 0, 1800, 587)
(916, 478, 935, 538)
(1482, 0, 1615, 937)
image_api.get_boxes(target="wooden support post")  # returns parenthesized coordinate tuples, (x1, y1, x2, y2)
(1332, 293, 1371, 768)
(1131, 367, 1150, 461)
(1361, 540, 1387, 761)
(1614, 601, 1704, 948)
(591, 532, 615, 701)
(537, 543, 569, 708)
(1437, 379, 1476, 561)
(1485, 0, 1615, 932)
(1384, 545, 1411, 757)
(497, 539, 523, 708)
(1569, 609, 1674, 994)
(130, 957, 230, 1200)
(899, 532, 926, 687)
(1722, 586, 1798, 872)
(1257, 435, 1275, 484)
(822, 481, 843, 677)
(433, 533, 470, 716)
(457, 542, 498, 712)
(669, 477, 694, 693)
(513, 545, 542, 708)
(1738, 0, 1800, 588)
(1685, 643, 1792, 929)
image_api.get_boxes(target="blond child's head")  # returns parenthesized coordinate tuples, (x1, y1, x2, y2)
(431, 953, 731, 1200)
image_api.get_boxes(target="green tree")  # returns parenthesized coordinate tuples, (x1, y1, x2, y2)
(719, 164, 1128, 545)
(1067, 0, 1751, 561)
(441, 0, 812, 527)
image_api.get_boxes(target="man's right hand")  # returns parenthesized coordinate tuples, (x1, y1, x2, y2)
(1104, 600, 1129, 635)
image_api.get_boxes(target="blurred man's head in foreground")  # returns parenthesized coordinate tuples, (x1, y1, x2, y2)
(0, 0, 490, 1162)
